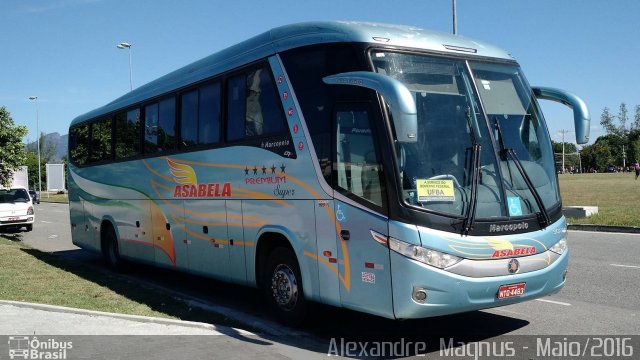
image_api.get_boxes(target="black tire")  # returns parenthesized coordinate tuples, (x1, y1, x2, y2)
(25, 224, 33, 232)
(264, 247, 308, 326)
(103, 225, 126, 272)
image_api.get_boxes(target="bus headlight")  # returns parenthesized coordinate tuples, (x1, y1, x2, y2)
(389, 238, 462, 269)
(549, 238, 567, 255)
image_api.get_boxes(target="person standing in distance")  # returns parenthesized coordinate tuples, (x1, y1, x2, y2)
(634, 160, 640, 180)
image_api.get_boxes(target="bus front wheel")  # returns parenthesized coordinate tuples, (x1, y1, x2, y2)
(264, 247, 307, 325)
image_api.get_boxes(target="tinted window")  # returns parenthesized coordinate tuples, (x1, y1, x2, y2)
(90, 117, 112, 162)
(335, 108, 384, 206)
(227, 65, 285, 142)
(181, 90, 198, 148)
(144, 103, 159, 153)
(280, 44, 367, 183)
(227, 75, 246, 141)
(115, 108, 141, 159)
(199, 83, 221, 144)
(70, 124, 90, 165)
(181, 83, 221, 148)
(158, 97, 176, 152)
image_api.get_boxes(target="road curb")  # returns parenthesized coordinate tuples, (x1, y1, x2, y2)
(115, 273, 306, 337)
(0, 300, 225, 332)
(568, 224, 640, 234)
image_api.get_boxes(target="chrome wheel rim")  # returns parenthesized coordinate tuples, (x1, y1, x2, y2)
(270, 264, 298, 311)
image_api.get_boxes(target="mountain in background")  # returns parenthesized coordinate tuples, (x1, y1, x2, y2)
(26, 132, 68, 162)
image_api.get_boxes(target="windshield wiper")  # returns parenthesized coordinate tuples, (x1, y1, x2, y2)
(462, 107, 481, 235)
(493, 117, 550, 228)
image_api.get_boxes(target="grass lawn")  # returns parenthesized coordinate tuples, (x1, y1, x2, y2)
(0, 236, 237, 326)
(559, 172, 640, 227)
(39, 192, 69, 203)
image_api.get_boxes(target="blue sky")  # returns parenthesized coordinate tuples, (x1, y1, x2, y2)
(1, 0, 638, 145)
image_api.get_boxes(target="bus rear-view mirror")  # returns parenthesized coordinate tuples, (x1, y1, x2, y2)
(532, 86, 590, 144)
(323, 71, 418, 143)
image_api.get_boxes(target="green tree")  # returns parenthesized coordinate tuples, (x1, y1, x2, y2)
(629, 128, 640, 163)
(551, 140, 579, 170)
(0, 106, 28, 187)
(618, 103, 629, 134)
(25, 133, 58, 188)
(580, 143, 612, 172)
(595, 134, 626, 167)
(552, 141, 578, 154)
(600, 107, 619, 137)
(24, 152, 40, 190)
(634, 105, 640, 131)
(26, 133, 58, 163)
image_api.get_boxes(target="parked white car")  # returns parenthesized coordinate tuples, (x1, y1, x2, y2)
(0, 187, 35, 232)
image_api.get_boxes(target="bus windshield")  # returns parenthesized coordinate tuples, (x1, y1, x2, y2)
(372, 51, 559, 220)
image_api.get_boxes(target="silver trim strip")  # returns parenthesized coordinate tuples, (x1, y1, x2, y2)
(446, 250, 561, 278)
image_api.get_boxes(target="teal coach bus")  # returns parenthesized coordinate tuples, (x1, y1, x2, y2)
(68, 22, 590, 323)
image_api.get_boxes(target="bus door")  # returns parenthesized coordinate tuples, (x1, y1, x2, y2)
(333, 104, 393, 317)
(184, 200, 229, 280)
(69, 199, 92, 250)
(314, 198, 341, 306)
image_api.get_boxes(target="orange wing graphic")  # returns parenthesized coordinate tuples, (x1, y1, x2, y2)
(167, 158, 197, 185)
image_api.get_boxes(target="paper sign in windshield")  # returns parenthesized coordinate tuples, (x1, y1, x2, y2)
(417, 179, 455, 202)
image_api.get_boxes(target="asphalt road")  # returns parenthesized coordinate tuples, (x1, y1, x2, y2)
(4, 202, 640, 355)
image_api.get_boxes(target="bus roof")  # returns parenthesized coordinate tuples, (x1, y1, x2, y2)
(70, 21, 514, 126)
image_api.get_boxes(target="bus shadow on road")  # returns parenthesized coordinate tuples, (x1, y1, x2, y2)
(19, 246, 529, 357)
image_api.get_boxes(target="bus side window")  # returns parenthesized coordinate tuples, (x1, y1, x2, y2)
(158, 97, 176, 152)
(70, 124, 90, 165)
(227, 65, 286, 142)
(90, 117, 113, 163)
(334, 108, 384, 207)
(144, 103, 159, 153)
(182, 82, 221, 148)
(115, 108, 141, 159)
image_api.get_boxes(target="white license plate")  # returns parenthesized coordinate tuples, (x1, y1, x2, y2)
(497, 283, 526, 300)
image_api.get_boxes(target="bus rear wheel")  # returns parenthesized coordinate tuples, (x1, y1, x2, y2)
(264, 247, 307, 326)
(103, 225, 125, 272)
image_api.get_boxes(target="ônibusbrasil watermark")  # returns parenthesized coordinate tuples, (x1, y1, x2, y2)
(7, 336, 72, 360)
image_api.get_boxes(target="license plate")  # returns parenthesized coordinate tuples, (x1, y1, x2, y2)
(497, 283, 526, 300)
(8, 217, 19, 221)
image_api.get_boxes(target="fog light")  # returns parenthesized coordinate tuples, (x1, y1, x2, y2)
(28, 217, 34, 222)
(412, 286, 427, 304)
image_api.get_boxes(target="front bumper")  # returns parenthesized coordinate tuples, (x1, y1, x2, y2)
(391, 249, 568, 319)
(0, 215, 35, 228)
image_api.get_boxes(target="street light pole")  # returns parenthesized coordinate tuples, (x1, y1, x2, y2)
(117, 42, 133, 91)
(28, 96, 42, 198)
(452, 0, 458, 35)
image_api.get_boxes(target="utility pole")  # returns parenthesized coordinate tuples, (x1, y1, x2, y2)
(560, 129, 570, 173)
(622, 145, 626, 169)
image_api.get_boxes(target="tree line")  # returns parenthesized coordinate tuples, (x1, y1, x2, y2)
(581, 103, 640, 172)
(0, 106, 61, 188)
